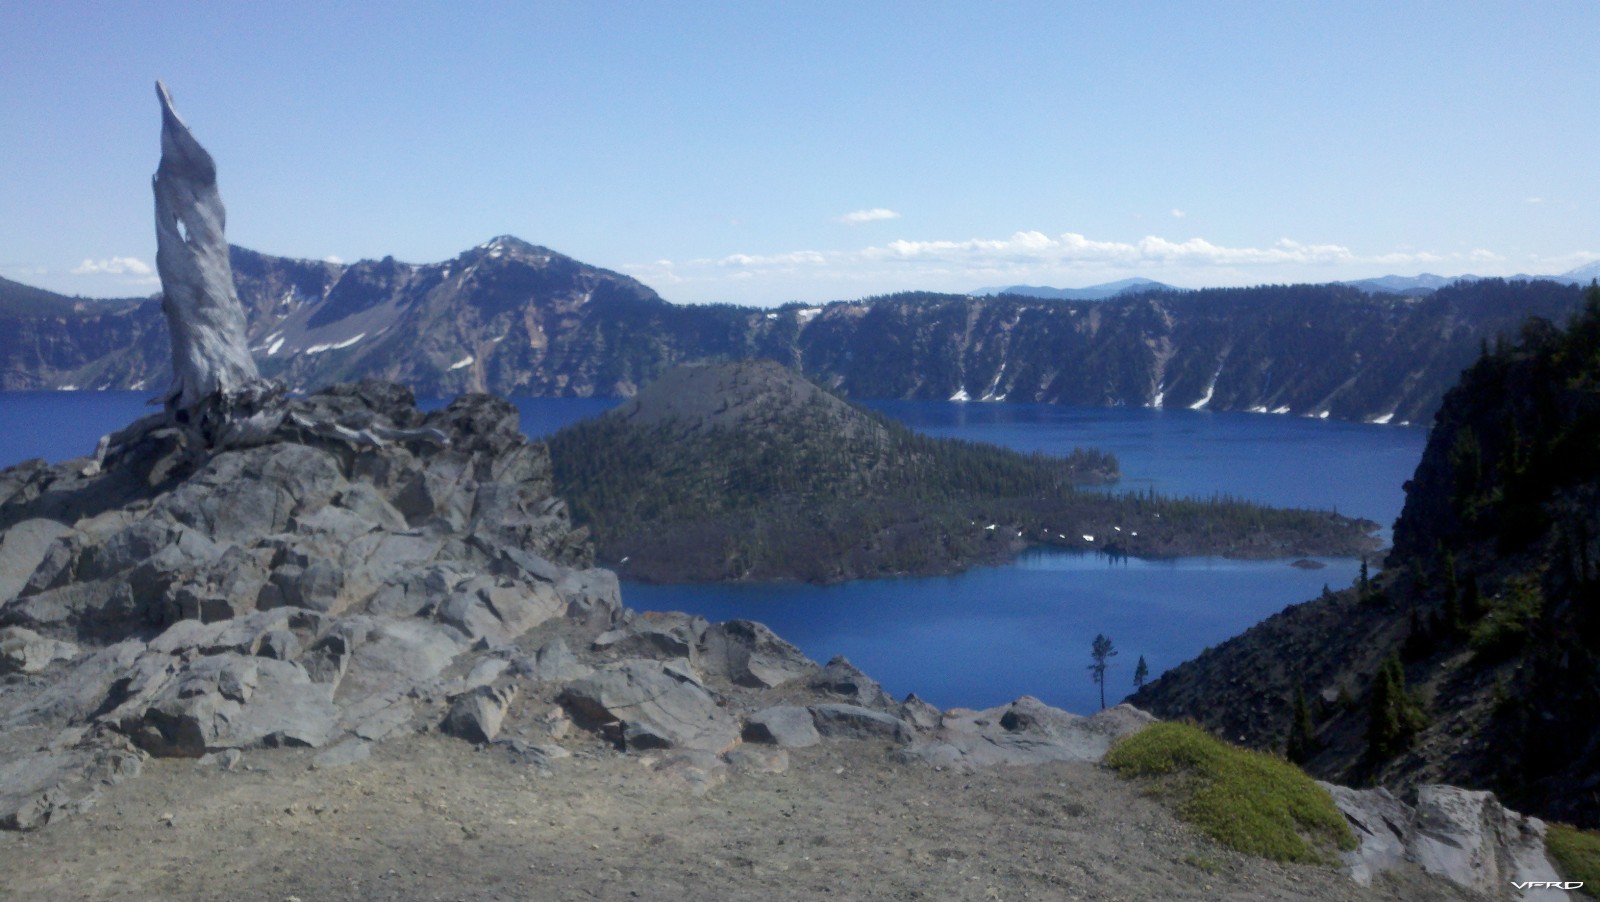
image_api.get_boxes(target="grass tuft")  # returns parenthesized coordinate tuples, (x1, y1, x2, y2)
(1105, 722, 1357, 864)
(1546, 823, 1600, 899)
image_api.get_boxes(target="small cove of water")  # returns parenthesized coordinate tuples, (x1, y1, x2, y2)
(625, 551, 1357, 714)
(0, 392, 1428, 714)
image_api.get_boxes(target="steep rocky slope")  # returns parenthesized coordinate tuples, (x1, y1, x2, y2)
(1, 241, 1585, 425)
(548, 360, 1378, 583)
(1134, 285, 1600, 829)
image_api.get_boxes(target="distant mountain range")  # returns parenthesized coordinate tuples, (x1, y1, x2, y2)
(981, 262, 1599, 302)
(972, 278, 1180, 300)
(0, 236, 1591, 427)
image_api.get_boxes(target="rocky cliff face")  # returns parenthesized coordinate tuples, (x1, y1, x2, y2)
(2, 241, 1587, 424)
(1133, 286, 1600, 830)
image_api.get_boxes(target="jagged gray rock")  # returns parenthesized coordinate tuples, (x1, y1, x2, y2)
(442, 685, 517, 744)
(698, 619, 816, 689)
(1322, 782, 1572, 899)
(810, 655, 895, 708)
(809, 704, 916, 743)
(742, 705, 821, 748)
(0, 627, 77, 674)
(559, 660, 738, 752)
(900, 699, 1154, 769)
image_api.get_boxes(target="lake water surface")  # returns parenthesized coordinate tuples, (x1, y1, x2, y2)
(0, 392, 1429, 714)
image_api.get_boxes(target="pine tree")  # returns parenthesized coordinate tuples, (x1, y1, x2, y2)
(1088, 634, 1117, 710)
(1287, 683, 1317, 764)
(1367, 653, 1428, 761)
(1133, 655, 1149, 690)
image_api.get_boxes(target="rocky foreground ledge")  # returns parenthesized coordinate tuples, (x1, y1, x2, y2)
(0, 381, 1576, 899)
(0, 381, 1149, 821)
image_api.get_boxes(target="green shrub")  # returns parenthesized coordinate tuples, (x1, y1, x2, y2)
(1469, 576, 1543, 661)
(1546, 824, 1600, 899)
(1105, 722, 1357, 864)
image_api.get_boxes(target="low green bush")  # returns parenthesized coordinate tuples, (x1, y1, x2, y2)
(1105, 722, 1357, 864)
(1546, 823, 1600, 899)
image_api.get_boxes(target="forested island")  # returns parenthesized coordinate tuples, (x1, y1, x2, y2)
(548, 359, 1380, 583)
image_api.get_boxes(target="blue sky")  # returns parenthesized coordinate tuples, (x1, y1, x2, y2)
(3, 1, 1596, 305)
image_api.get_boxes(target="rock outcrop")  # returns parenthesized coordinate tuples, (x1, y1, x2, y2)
(0, 381, 610, 828)
(1325, 782, 1573, 899)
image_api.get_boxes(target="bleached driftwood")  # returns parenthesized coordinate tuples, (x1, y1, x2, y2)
(84, 84, 447, 477)
(152, 81, 261, 411)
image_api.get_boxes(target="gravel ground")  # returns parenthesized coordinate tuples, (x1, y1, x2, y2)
(0, 731, 1491, 902)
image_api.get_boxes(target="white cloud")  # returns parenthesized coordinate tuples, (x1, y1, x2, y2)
(837, 208, 901, 225)
(1171, 209, 1186, 219)
(622, 228, 1554, 304)
(71, 256, 153, 276)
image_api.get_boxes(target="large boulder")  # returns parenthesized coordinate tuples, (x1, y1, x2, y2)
(810, 656, 895, 707)
(809, 704, 916, 743)
(0, 627, 78, 674)
(901, 700, 1154, 769)
(1323, 782, 1571, 898)
(699, 620, 816, 688)
(442, 684, 518, 744)
(0, 745, 145, 831)
(742, 705, 821, 748)
(559, 660, 738, 752)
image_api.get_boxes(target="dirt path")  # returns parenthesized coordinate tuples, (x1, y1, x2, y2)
(0, 732, 1486, 902)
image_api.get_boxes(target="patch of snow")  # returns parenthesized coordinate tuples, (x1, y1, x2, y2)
(266, 337, 286, 356)
(1149, 389, 1165, 409)
(765, 312, 778, 320)
(1131, 531, 1138, 537)
(57, 384, 79, 391)
(1248, 405, 1268, 413)
(1371, 412, 1395, 425)
(489, 334, 507, 343)
(130, 380, 146, 391)
(984, 524, 997, 531)
(1190, 365, 1223, 410)
(950, 388, 971, 402)
(449, 355, 475, 371)
(1271, 406, 1291, 415)
(795, 307, 823, 325)
(303, 332, 367, 355)
(1082, 535, 1095, 542)
(1318, 410, 1331, 420)
(1113, 526, 1122, 532)
(441, 268, 451, 279)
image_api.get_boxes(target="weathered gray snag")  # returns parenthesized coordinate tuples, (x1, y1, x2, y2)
(88, 83, 448, 476)
(152, 80, 260, 412)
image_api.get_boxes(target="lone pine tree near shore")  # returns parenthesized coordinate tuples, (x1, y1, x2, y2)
(1089, 633, 1118, 710)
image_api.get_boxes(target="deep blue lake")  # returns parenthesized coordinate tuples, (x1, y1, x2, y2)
(0, 391, 1429, 715)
